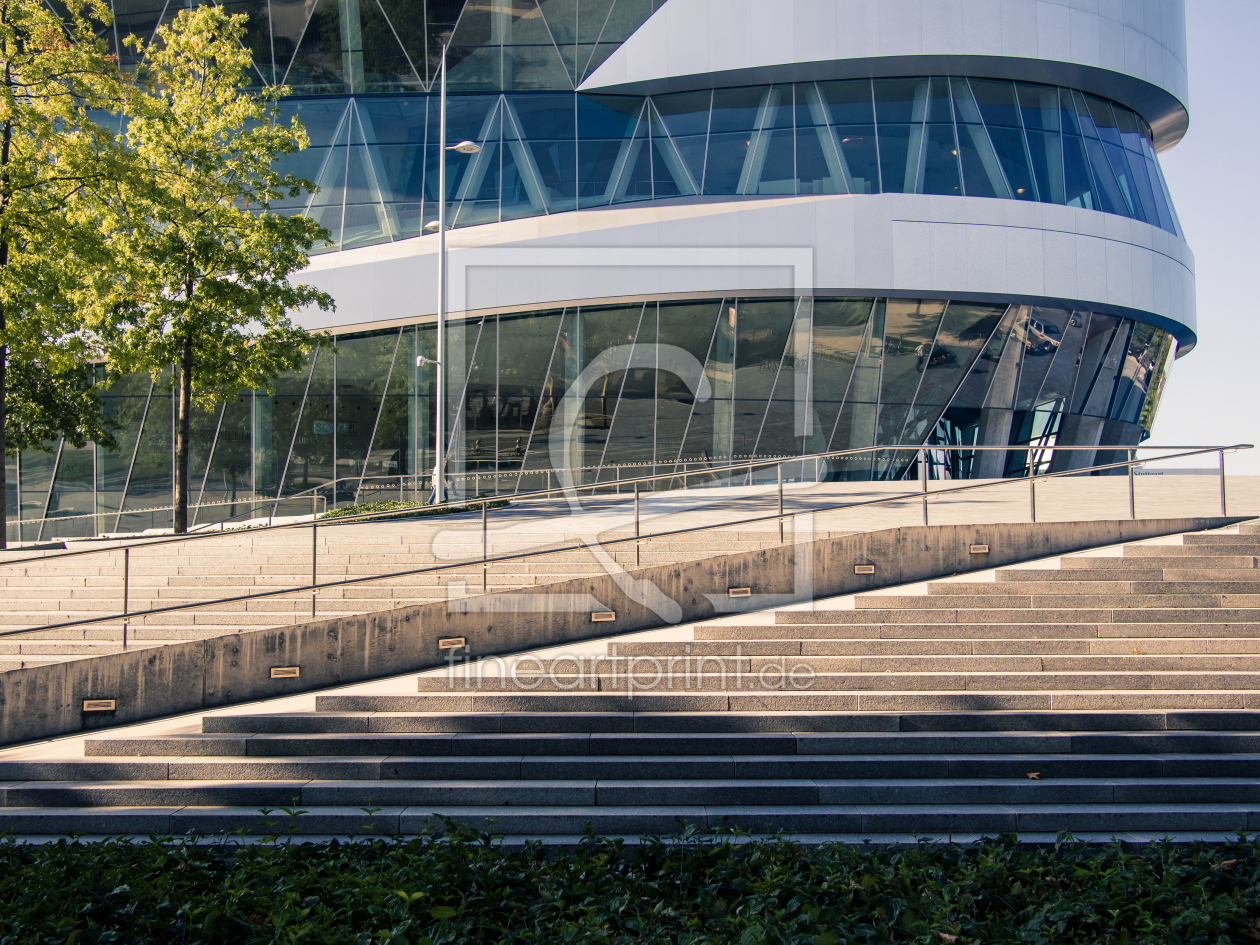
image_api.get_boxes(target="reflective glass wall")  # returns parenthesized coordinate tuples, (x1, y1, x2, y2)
(8, 296, 1177, 541)
(276, 77, 1182, 252)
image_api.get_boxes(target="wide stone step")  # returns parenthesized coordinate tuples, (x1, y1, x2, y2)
(3, 801, 1259, 837)
(928, 581, 1260, 595)
(997, 569, 1260, 583)
(316, 690, 1260, 713)
(776, 609, 1260, 625)
(853, 594, 1260, 610)
(81, 730, 1260, 760)
(1060, 556, 1258, 569)
(697, 622, 1260, 640)
(614, 639, 1260, 656)
(199, 709, 1260, 735)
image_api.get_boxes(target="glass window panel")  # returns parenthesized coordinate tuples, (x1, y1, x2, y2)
(948, 305, 1017, 411)
(1016, 83, 1060, 132)
(577, 95, 642, 207)
(1033, 311, 1090, 411)
(612, 124, 652, 202)
(1014, 307, 1073, 410)
(521, 309, 576, 472)
(287, 348, 334, 498)
(818, 78, 875, 125)
(810, 298, 874, 455)
(1113, 104, 1145, 152)
(919, 123, 962, 196)
(283, 0, 349, 94)
(1109, 322, 1164, 424)
(6, 450, 20, 540)
(1082, 136, 1130, 216)
(873, 77, 928, 124)
(504, 44, 573, 91)
(597, 302, 654, 474)
(96, 371, 151, 525)
(1137, 331, 1177, 431)
(832, 125, 879, 194)
(1123, 147, 1164, 229)
(195, 392, 255, 526)
(876, 299, 947, 444)
(656, 301, 723, 467)
(502, 127, 552, 221)
(828, 300, 884, 478)
(949, 77, 983, 124)
(731, 298, 795, 461)
(1083, 93, 1122, 146)
(876, 124, 924, 195)
(956, 123, 1010, 198)
(1101, 140, 1143, 219)
(653, 89, 712, 137)
(913, 302, 1007, 408)
(1058, 88, 1081, 135)
(1150, 155, 1184, 235)
(1071, 90, 1099, 137)
(1143, 154, 1177, 234)
(709, 86, 769, 133)
(745, 127, 796, 195)
(1080, 320, 1129, 419)
(981, 306, 1029, 412)
(648, 103, 699, 196)
(1026, 130, 1065, 204)
(42, 445, 95, 539)
(986, 126, 1037, 200)
(969, 78, 1021, 127)
(119, 374, 174, 531)
(797, 125, 845, 195)
(703, 131, 755, 195)
(926, 77, 952, 123)
(1069, 314, 1118, 415)
(679, 300, 735, 468)
(753, 298, 813, 460)
(335, 330, 401, 487)
(360, 0, 425, 92)
(490, 311, 557, 476)
(18, 446, 57, 541)
(460, 320, 498, 481)
(453, 104, 502, 227)
(1062, 134, 1096, 210)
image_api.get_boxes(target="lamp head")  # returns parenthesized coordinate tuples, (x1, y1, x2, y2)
(424, 220, 441, 232)
(451, 140, 481, 154)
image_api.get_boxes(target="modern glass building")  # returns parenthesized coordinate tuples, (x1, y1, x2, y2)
(5, 0, 1195, 540)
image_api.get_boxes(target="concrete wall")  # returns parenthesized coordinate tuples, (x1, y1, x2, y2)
(0, 516, 1242, 746)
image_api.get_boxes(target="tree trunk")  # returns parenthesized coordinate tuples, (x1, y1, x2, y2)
(174, 334, 192, 534)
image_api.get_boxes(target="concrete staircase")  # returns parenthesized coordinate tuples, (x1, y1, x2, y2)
(0, 511, 799, 671)
(3, 522, 1260, 840)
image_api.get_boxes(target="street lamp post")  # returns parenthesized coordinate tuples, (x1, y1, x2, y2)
(419, 41, 480, 506)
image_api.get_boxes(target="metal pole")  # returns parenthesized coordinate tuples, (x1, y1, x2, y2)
(1028, 448, 1036, 523)
(777, 463, 784, 543)
(482, 501, 488, 593)
(432, 42, 448, 506)
(634, 481, 640, 568)
(1128, 449, 1136, 520)
(311, 521, 317, 618)
(1220, 450, 1228, 516)
(122, 547, 129, 649)
(920, 448, 928, 526)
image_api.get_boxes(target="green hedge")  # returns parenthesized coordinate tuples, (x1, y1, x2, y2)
(2, 826, 1258, 943)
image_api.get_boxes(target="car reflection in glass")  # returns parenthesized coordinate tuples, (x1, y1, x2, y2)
(1027, 318, 1063, 356)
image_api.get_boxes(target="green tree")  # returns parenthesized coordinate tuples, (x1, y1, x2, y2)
(0, 0, 132, 548)
(98, 5, 333, 534)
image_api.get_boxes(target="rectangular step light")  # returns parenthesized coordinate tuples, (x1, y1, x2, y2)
(82, 699, 116, 712)
(854, 565, 875, 575)
(270, 666, 300, 679)
(438, 637, 467, 650)
(970, 544, 990, 554)
(727, 587, 752, 598)
(591, 611, 616, 622)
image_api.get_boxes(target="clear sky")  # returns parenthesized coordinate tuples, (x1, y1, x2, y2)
(1150, 0, 1260, 472)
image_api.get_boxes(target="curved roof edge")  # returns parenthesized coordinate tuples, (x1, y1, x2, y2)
(580, 0, 1190, 151)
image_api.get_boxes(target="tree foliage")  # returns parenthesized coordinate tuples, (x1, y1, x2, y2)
(91, 5, 334, 533)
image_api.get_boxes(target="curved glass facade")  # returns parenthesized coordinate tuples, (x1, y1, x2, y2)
(6, 296, 1177, 542)
(274, 77, 1182, 253)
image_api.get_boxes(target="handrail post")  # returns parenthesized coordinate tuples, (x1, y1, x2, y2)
(122, 547, 129, 649)
(777, 463, 784, 544)
(1028, 448, 1036, 523)
(634, 481, 640, 568)
(920, 448, 928, 526)
(1128, 449, 1136, 520)
(311, 520, 318, 618)
(482, 501, 488, 593)
(1220, 450, 1228, 516)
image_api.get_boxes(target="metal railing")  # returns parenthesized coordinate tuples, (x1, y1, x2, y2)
(0, 442, 1251, 645)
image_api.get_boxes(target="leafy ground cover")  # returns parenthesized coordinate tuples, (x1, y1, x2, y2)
(2, 825, 1259, 944)
(320, 499, 509, 522)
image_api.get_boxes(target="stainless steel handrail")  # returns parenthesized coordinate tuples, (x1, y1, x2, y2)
(0, 443, 1251, 641)
(1, 442, 1251, 567)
